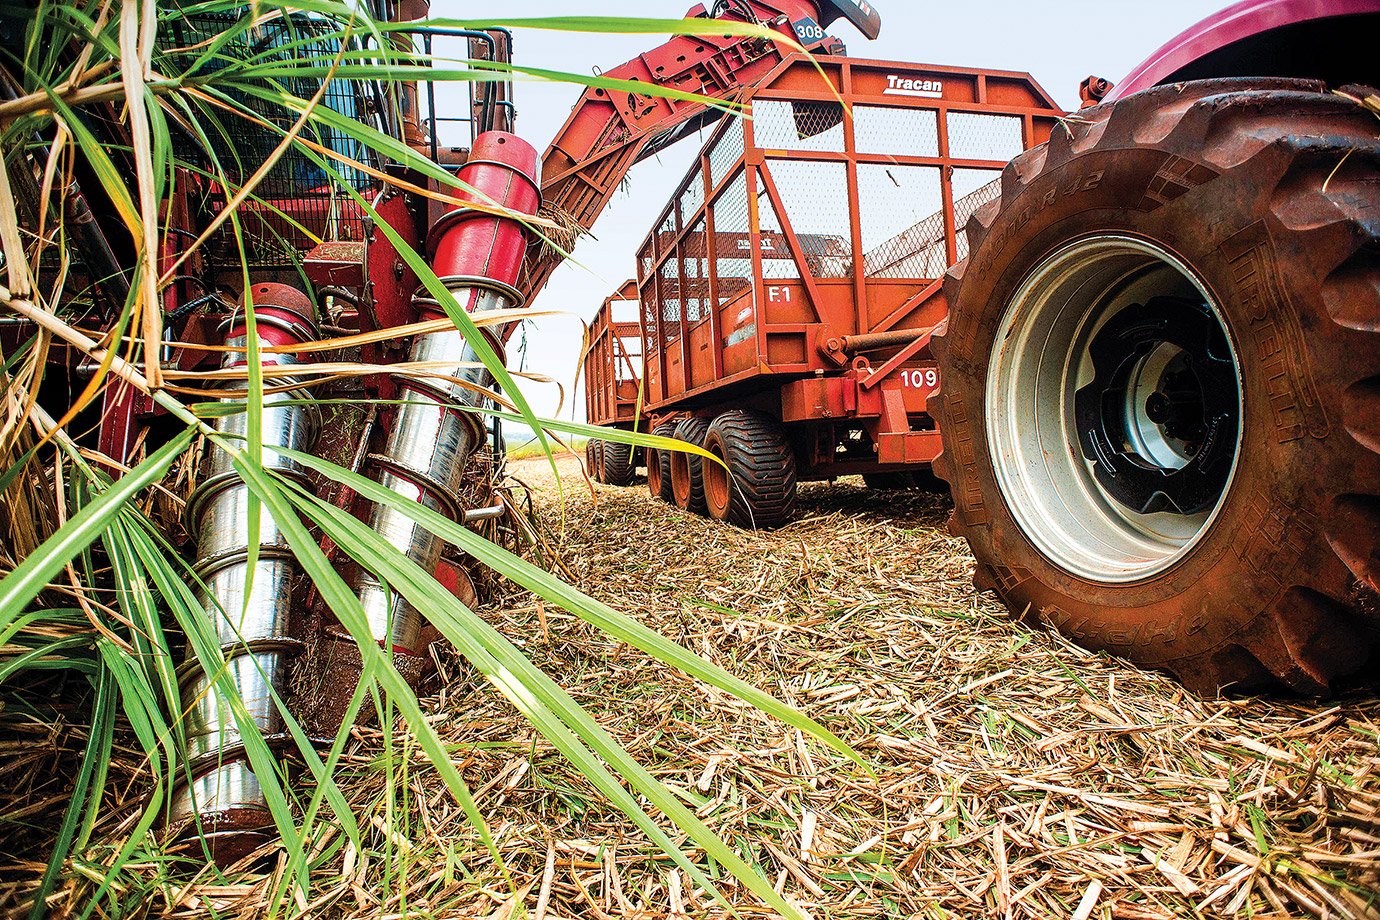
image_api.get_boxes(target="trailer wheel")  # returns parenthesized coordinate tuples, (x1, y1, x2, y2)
(703, 410, 797, 528)
(669, 417, 710, 514)
(602, 439, 636, 486)
(934, 79, 1380, 694)
(591, 439, 606, 484)
(647, 422, 676, 502)
(585, 439, 600, 482)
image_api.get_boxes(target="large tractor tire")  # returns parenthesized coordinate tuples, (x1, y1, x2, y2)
(702, 410, 797, 528)
(933, 78, 1380, 695)
(669, 416, 710, 514)
(602, 439, 636, 486)
(647, 422, 676, 502)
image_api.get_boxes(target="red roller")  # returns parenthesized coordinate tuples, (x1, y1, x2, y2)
(428, 131, 540, 294)
(227, 282, 318, 352)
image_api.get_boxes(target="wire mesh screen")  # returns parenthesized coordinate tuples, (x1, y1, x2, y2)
(858, 165, 945, 278)
(754, 190, 800, 280)
(854, 105, 939, 157)
(158, 11, 379, 265)
(639, 244, 659, 347)
(611, 296, 641, 324)
(659, 259, 682, 338)
(947, 112, 1024, 162)
(764, 160, 852, 278)
(655, 211, 677, 258)
(678, 167, 706, 224)
(683, 219, 711, 322)
(952, 168, 1003, 260)
(708, 118, 744, 189)
(711, 172, 753, 308)
(751, 100, 845, 153)
(616, 335, 642, 382)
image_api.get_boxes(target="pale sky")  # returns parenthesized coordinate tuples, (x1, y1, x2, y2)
(428, 0, 1224, 430)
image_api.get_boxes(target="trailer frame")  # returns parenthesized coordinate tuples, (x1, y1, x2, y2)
(631, 53, 1063, 482)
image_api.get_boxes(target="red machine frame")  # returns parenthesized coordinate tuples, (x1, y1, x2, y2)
(583, 280, 647, 429)
(632, 54, 1062, 475)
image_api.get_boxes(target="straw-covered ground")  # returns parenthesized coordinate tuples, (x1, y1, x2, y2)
(290, 453, 1373, 920)
(10, 454, 1377, 919)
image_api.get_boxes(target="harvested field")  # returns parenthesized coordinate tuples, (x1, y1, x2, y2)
(349, 454, 1375, 920)
(22, 455, 1376, 919)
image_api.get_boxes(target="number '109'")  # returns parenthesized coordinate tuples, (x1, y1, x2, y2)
(900, 368, 939, 388)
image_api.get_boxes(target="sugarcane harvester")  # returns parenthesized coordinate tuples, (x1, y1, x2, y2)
(169, 107, 544, 858)
(0, 0, 889, 860)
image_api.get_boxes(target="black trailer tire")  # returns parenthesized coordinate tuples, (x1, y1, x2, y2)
(647, 422, 676, 502)
(702, 410, 797, 528)
(602, 439, 636, 486)
(669, 417, 710, 514)
(933, 79, 1380, 695)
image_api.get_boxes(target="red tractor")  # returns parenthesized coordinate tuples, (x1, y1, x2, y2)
(934, 0, 1380, 694)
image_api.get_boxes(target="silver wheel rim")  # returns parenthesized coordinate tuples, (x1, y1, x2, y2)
(985, 235, 1244, 583)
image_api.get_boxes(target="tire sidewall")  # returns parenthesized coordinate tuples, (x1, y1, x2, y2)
(702, 427, 733, 521)
(592, 439, 605, 484)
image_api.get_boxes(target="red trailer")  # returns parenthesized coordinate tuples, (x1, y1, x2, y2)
(627, 54, 1062, 525)
(582, 281, 652, 485)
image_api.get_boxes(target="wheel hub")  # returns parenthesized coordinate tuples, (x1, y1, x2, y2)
(985, 236, 1244, 583)
(1074, 295, 1239, 516)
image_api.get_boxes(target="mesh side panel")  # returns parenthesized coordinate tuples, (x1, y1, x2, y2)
(952, 168, 1002, 261)
(858, 164, 945, 278)
(660, 259, 682, 338)
(683, 218, 710, 322)
(755, 190, 800, 280)
(708, 118, 744, 189)
(764, 160, 852, 279)
(616, 335, 642, 381)
(610, 297, 641, 324)
(655, 210, 677, 257)
(947, 112, 1024, 162)
(158, 11, 378, 265)
(751, 100, 845, 152)
(678, 165, 706, 224)
(854, 105, 939, 157)
(712, 172, 753, 307)
(639, 244, 658, 346)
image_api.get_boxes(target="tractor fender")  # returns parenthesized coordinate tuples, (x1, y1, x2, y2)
(1107, 0, 1380, 102)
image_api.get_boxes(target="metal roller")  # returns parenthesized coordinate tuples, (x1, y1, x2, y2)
(347, 130, 539, 655)
(170, 284, 319, 863)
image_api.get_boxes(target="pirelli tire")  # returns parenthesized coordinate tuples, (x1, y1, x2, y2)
(933, 78, 1380, 695)
(601, 438, 636, 487)
(702, 410, 797, 528)
(647, 422, 676, 502)
(669, 416, 711, 514)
